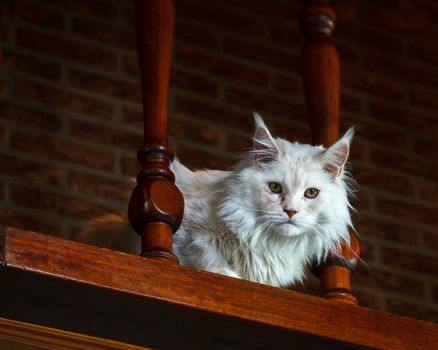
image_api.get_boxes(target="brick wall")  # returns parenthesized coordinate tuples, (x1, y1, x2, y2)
(1, 0, 437, 322)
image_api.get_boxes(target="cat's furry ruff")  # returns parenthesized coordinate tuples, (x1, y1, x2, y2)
(77, 114, 355, 288)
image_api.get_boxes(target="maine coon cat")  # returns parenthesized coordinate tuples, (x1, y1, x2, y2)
(78, 114, 355, 288)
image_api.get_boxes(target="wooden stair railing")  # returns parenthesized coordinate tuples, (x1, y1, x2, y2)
(128, 0, 184, 262)
(1, 1, 438, 349)
(300, 0, 360, 304)
(129, 0, 360, 304)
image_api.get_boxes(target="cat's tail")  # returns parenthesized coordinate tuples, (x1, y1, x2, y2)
(74, 214, 140, 254)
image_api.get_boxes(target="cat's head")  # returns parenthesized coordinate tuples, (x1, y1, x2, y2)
(219, 114, 354, 253)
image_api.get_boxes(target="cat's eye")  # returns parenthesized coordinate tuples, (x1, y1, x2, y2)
(268, 182, 282, 194)
(304, 188, 319, 199)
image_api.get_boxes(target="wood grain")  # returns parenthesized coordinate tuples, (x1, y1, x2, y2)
(300, 0, 360, 304)
(1, 226, 437, 349)
(0, 317, 150, 350)
(128, 0, 184, 261)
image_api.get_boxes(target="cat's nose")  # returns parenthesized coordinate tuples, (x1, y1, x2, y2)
(284, 209, 298, 218)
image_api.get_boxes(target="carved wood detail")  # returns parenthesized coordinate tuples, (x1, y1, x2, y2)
(300, 0, 360, 304)
(128, 0, 184, 262)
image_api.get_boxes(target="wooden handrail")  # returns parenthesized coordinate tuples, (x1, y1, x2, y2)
(128, 0, 184, 262)
(300, 0, 360, 304)
(1, 226, 437, 349)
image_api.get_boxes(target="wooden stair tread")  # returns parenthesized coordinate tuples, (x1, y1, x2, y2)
(1, 225, 437, 349)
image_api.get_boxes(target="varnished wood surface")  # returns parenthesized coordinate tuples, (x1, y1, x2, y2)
(129, 0, 184, 261)
(0, 317, 151, 350)
(300, 0, 360, 304)
(1, 226, 437, 349)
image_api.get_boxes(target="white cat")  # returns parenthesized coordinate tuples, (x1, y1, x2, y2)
(78, 114, 355, 288)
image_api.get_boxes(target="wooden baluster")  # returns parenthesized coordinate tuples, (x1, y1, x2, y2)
(300, 0, 360, 304)
(128, 0, 184, 262)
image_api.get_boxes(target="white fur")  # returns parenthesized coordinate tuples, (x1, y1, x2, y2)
(79, 115, 355, 288)
(171, 116, 355, 287)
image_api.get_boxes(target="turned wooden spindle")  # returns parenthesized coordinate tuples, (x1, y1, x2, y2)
(128, 0, 183, 262)
(300, 0, 360, 304)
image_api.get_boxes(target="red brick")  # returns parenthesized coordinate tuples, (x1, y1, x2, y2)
(354, 214, 420, 246)
(69, 119, 142, 151)
(423, 232, 438, 252)
(272, 74, 301, 95)
(341, 118, 407, 149)
(170, 118, 220, 146)
(226, 87, 303, 117)
(408, 43, 438, 66)
(378, 196, 438, 227)
(351, 188, 371, 211)
(381, 245, 438, 277)
(0, 20, 8, 41)
(273, 122, 311, 144)
(404, 1, 438, 15)
(226, 0, 300, 18)
(177, 0, 266, 37)
(418, 182, 438, 203)
(11, 186, 116, 219)
(223, 37, 300, 72)
(175, 20, 218, 48)
(174, 96, 251, 131)
(122, 105, 142, 126)
(357, 239, 376, 262)
(0, 125, 5, 145)
(70, 171, 133, 199)
(3, 49, 62, 81)
(386, 298, 438, 323)
(178, 145, 233, 170)
(410, 88, 438, 111)
(44, 0, 118, 20)
(358, 5, 423, 35)
(364, 53, 438, 89)
(431, 283, 438, 303)
(355, 267, 426, 298)
(0, 207, 62, 235)
(174, 44, 269, 87)
(9, 1, 64, 30)
(338, 26, 403, 54)
(72, 18, 135, 50)
(69, 70, 141, 103)
(0, 100, 60, 131)
(342, 69, 404, 100)
(14, 79, 114, 119)
(16, 26, 117, 70)
(11, 130, 115, 172)
(226, 132, 253, 153)
(123, 53, 139, 77)
(413, 137, 438, 159)
(347, 139, 366, 161)
(171, 69, 218, 97)
(368, 103, 438, 137)
(354, 165, 414, 196)
(121, 155, 138, 177)
(0, 152, 64, 186)
(370, 148, 438, 181)
(353, 289, 383, 311)
(268, 21, 303, 50)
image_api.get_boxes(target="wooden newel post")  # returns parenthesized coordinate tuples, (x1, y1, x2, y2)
(300, 0, 360, 304)
(128, 0, 183, 262)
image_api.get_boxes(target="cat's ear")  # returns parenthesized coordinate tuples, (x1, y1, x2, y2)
(320, 128, 354, 180)
(253, 112, 280, 163)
